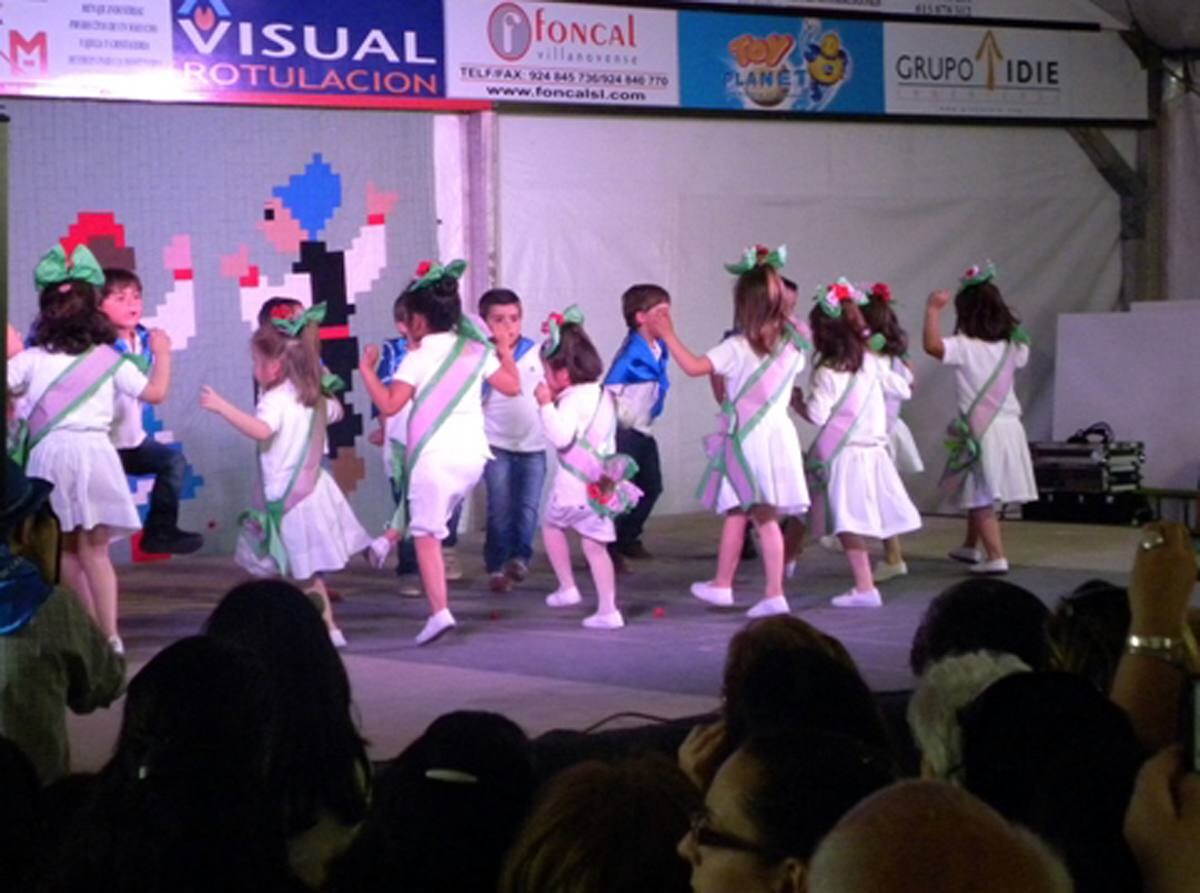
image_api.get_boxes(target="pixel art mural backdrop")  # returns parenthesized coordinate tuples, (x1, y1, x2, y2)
(8, 98, 437, 555)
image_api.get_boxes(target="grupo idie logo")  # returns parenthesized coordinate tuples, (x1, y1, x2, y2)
(488, 3, 532, 62)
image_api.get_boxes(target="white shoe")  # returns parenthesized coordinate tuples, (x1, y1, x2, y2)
(746, 595, 790, 617)
(785, 560, 798, 579)
(690, 581, 734, 607)
(107, 635, 125, 656)
(948, 546, 984, 564)
(873, 560, 908, 582)
(367, 535, 393, 570)
(583, 610, 625, 630)
(415, 609, 456, 646)
(546, 586, 582, 608)
(969, 558, 1010, 575)
(329, 627, 348, 649)
(819, 535, 843, 553)
(443, 549, 464, 581)
(831, 587, 883, 608)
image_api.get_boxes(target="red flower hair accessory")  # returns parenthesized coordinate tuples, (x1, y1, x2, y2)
(871, 282, 891, 302)
(269, 304, 296, 321)
(414, 260, 433, 277)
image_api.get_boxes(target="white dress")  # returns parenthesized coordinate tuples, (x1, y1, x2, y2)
(392, 331, 500, 539)
(540, 382, 618, 543)
(704, 335, 810, 515)
(883, 356, 925, 474)
(942, 336, 1038, 509)
(7, 347, 146, 538)
(235, 382, 371, 580)
(805, 354, 922, 539)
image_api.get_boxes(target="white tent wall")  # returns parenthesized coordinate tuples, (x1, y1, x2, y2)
(495, 113, 1125, 513)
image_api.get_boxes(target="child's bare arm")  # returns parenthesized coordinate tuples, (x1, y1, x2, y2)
(923, 290, 951, 360)
(359, 344, 415, 415)
(487, 340, 520, 396)
(648, 306, 713, 378)
(199, 386, 272, 441)
(138, 329, 172, 404)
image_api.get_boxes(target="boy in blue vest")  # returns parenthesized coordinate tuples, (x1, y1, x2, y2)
(604, 284, 671, 570)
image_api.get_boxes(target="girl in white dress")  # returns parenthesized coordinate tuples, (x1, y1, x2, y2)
(7, 245, 172, 653)
(799, 281, 922, 607)
(862, 282, 925, 582)
(923, 262, 1037, 575)
(650, 248, 809, 617)
(535, 310, 637, 630)
(200, 311, 369, 647)
(358, 260, 520, 645)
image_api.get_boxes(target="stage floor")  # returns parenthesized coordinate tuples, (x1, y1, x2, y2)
(68, 515, 1143, 772)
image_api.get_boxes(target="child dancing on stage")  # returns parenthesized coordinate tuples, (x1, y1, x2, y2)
(924, 262, 1037, 574)
(649, 245, 809, 617)
(358, 260, 519, 645)
(861, 281, 924, 581)
(535, 307, 640, 629)
(799, 279, 922, 607)
(7, 245, 172, 653)
(200, 304, 369, 647)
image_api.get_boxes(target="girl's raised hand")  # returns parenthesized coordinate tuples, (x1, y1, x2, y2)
(147, 328, 171, 354)
(927, 289, 953, 311)
(199, 385, 225, 413)
(360, 344, 380, 372)
(647, 304, 675, 338)
(533, 381, 552, 406)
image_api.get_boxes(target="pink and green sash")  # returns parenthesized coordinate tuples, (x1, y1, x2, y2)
(8, 345, 126, 467)
(939, 334, 1026, 500)
(388, 319, 493, 533)
(697, 322, 809, 511)
(239, 400, 326, 577)
(558, 390, 642, 519)
(804, 370, 877, 536)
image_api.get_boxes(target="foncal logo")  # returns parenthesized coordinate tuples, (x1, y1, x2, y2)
(488, 3, 531, 61)
(2, 29, 48, 76)
(485, 3, 639, 65)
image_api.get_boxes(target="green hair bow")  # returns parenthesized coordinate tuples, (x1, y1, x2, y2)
(33, 244, 105, 292)
(540, 305, 585, 358)
(725, 244, 787, 276)
(957, 260, 997, 293)
(405, 258, 467, 294)
(270, 302, 327, 337)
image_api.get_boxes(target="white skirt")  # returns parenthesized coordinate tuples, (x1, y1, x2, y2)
(957, 414, 1039, 509)
(27, 430, 140, 539)
(236, 471, 371, 580)
(818, 443, 922, 539)
(888, 418, 925, 475)
(543, 495, 616, 543)
(714, 416, 810, 516)
(406, 451, 487, 540)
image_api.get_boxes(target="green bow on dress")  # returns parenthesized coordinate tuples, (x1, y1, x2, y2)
(33, 244, 105, 291)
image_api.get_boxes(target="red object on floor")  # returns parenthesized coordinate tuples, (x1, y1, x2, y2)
(653, 607, 665, 619)
(130, 531, 171, 564)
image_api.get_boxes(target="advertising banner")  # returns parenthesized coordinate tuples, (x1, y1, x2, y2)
(884, 24, 1149, 120)
(444, 0, 679, 107)
(0, 0, 175, 100)
(0, 0, 486, 109)
(679, 12, 884, 115)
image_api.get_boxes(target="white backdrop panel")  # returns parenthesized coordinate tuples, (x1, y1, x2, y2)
(1054, 308, 1200, 489)
(498, 114, 1122, 513)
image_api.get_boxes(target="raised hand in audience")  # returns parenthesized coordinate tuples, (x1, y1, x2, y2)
(1124, 745, 1200, 893)
(677, 718, 728, 791)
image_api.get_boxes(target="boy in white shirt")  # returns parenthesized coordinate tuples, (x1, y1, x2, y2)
(479, 289, 546, 593)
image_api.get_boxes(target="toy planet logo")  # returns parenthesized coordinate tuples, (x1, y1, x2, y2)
(725, 22, 851, 113)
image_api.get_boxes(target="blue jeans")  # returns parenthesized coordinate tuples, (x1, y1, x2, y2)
(483, 448, 547, 573)
(390, 480, 462, 576)
(118, 437, 187, 533)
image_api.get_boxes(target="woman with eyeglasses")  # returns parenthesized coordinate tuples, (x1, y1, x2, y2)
(678, 730, 895, 892)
